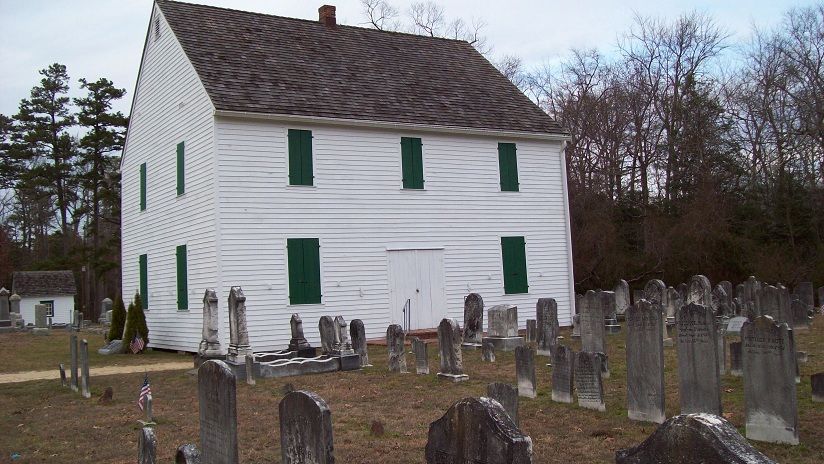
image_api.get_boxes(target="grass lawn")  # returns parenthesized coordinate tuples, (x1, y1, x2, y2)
(0, 329, 188, 374)
(1, 318, 823, 463)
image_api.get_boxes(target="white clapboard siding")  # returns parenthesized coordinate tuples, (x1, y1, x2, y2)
(215, 118, 573, 351)
(120, 5, 218, 351)
(19, 296, 75, 326)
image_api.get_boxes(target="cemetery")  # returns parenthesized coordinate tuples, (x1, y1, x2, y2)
(0, 278, 823, 463)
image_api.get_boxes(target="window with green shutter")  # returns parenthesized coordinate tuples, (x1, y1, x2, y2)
(176, 245, 188, 310)
(139, 163, 147, 211)
(501, 236, 528, 294)
(139, 254, 148, 309)
(176, 142, 185, 195)
(498, 143, 519, 191)
(287, 238, 322, 305)
(401, 137, 424, 189)
(288, 129, 313, 186)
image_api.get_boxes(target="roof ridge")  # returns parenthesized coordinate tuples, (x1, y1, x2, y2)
(156, 0, 472, 45)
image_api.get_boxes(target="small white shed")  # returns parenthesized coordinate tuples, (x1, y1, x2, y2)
(12, 271, 77, 325)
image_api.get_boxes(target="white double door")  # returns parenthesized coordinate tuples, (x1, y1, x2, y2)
(387, 249, 447, 330)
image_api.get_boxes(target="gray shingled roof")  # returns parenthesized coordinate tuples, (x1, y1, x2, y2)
(155, 0, 565, 136)
(12, 271, 77, 297)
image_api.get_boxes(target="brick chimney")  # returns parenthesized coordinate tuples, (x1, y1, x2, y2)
(319, 5, 336, 27)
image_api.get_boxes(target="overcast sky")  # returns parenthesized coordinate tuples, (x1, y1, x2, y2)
(0, 0, 807, 118)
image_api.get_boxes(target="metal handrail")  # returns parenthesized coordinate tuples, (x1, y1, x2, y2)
(402, 298, 411, 332)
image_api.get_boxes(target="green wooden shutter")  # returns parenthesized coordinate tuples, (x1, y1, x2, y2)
(287, 239, 305, 304)
(401, 137, 424, 189)
(139, 163, 147, 211)
(498, 143, 519, 191)
(288, 129, 313, 186)
(303, 238, 321, 304)
(176, 142, 185, 195)
(176, 245, 188, 310)
(139, 254, 148, 309)
(501, 236, 528, 294)
(287, 238, 322, 305)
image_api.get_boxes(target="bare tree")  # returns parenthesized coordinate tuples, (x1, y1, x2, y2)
(360, 0, 400, 31)
(409, 1, 445, 36)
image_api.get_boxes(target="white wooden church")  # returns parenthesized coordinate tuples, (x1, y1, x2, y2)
(121, 0, 574, 352)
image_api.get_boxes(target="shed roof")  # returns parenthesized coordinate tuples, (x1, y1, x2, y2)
(155, 0, 565, 136)
(12, 271, 77, 297)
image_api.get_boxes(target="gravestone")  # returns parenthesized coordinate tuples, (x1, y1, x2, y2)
(615, 414, 778, 464)
(33, 304, 50, 335)
(70, 333, 79, 392)
(717, 322, 727, 377)
(289, 313, 317, 357)
(332, 316, 354, 354)
(72, 310, 81, 331)
(578, 290, 609, 377)
(729, 342, 742, 376)
(614, 279, 630, 319)
(9, 293, 20, 313)
(711, 285, 727, 314)
(80, 339, 91, 398)
(138, 427, 157, 464)
(791, 299, 811, 330)
(575, 351, 605, 411)
(425, 397, 533, 464)
(0, 287, 10, 328)
(226, 287, 251, 364)
(676, 283, 688, 302)
(536, 298, 559, 356)
(462, 293, 484, 348)
(101, 297, 113, 315)
(318, 316, 337, 355)
(812, 373, 824, 402)
(412, 337, 429, 374)
(644, 279, 671, 345)
(600, 290, 621, 333)
(487, 382, 519, 426)
(349, 319, 370, 367)
(199, 290, 222, 357)
(625, 300, 665, 423)
(59, 363, 67, 387)
(676, 303, 721, 415)
(198, 360, 238, 464)
(482, 342, 496, 362)
(482, 304, 524, 351)
(525, 319, 537, 343)
(719, 281, 733, 305)
(438, 318, 468, 382)
(632, 289, 644, 306)
(687, 275, 712, 307)
(793, 282, 814, 312)
(741, 316, 798, 445)
(725, 316, 747, 335)
(386, 324, 407, 373)
(551, 345, 574, 404)
(245, 354, 256, 385)
(279, 390, 334, 464)
(571, 314, 580, 338)
(515, 345, 536, 398)
(175, 444, 201, 464)
(665, 287, 681, 321)
(756, 285, 792, 326)
(9, 293, 21, 329)
(744, 276, 762, 305)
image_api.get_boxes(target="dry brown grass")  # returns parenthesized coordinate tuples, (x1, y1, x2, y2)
(1, 318, 823, 463)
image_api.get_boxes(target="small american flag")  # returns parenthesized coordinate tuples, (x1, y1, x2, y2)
(130, 335, 145, 354)
(137, 374, 152, 411)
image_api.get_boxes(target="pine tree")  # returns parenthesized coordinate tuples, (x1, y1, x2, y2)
(107, 293, 126, 342)
(123, 292, 149, 352)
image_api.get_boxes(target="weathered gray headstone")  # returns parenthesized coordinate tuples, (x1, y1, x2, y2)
(198, 360, 238, 464)
(729, 341, 742, 377)
(551, 345, 574, 404)
(711, 284, 727, 314)
(525, 319, 536, 343)
(59, 363, 67, 387)
(462, 293, 484, 347)
(615, 414, 778, 464)
(0, 288, 10, 325)
(791, 299, 811, 330)
(812, 373, 824, 403)
(536, 298, 559, 356)
(515, 345, 536, 398)
(482, 342, 496, 362)
(626, 300, 665, 423)
(175, 444, 201, 464)
(9, 293, 20, 313)
(72, 309, 81, 331)
(644, 279, 671, 345)
(386, 324, 407, 373)
(70, 333, 79, 392)
(615, 279, 630, 318)
(331, 315, 355, 358)
(138, 427, 157, 464)
(600, 290, 621, 333)
(717, 322, 727, 377)
(742, 316, 798, 445)
(199, 290, 222, 357)
(756, 285, 792, 326)
(725, 316, 747, 335)
(318, 316, 337, 355)
(425, 397, 533, 464)
(412, 337, 429, 375)
(487, 382, 519, 426)
(279, 390, 334, 464)
(80, 339, 91, 398)
(744, 276, 762, 305)
(245, 354, 256, 385)
(665, 287, 681, 321)
(571, 315, 580, 339)
(578, 290, 609, 377)
(793, 282, 814, 312)
(482, 304, 524, 351)
(676, 283, 688, 302)
(438, 318, 468, 382)
(687, 275, 712, 307)
(33, 304, 50, 335)
(349, 318, 370, 367)
(719, 281, 733, 305)
(575, 351, 605, 411)
(676, 303, 721, 415)
(226, 287, 251, 363)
